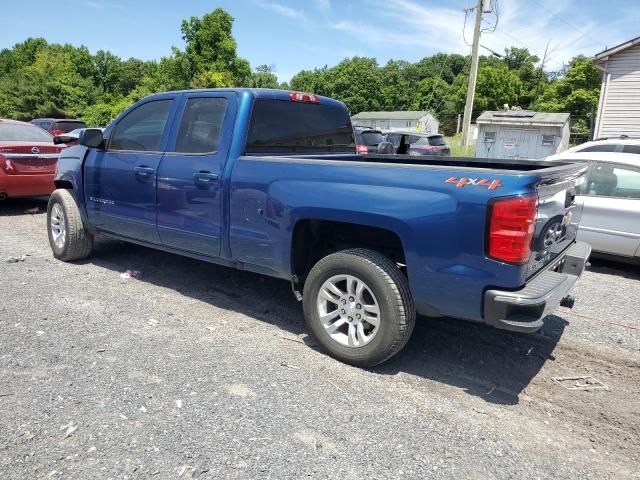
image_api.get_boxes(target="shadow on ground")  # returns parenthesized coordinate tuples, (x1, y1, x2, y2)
(0, 197, 48, 216)
(7, 197, 636, 406)
(81, 237, 570, 406)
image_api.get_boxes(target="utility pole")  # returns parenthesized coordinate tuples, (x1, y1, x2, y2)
(460, 0, 484, 147)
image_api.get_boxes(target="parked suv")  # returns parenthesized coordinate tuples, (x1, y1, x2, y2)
(30, 118, 87, 136)
(353, 126, 389, 154)
(385, 131, 450, 156)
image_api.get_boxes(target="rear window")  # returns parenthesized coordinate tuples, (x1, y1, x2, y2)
(359, 131, 383, 146)
(0, 123, 53, 142)
(414, 135, 445, 146)
(245, 99, 354, 154)
(428, 135, 446, 146)
(55, 121, 87, 133)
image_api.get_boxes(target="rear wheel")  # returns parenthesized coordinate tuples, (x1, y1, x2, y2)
(303, 248, 415, 367)
(47, 189, 94, 261)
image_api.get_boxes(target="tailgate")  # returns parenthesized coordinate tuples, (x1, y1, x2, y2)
(525, 162, 588, 278)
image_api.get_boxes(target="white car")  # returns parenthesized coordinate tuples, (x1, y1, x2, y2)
(550, 136, 640, 156)
(546, 151, 640, 263)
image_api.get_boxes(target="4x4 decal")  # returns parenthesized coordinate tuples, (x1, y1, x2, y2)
(446, 177, 502, 190)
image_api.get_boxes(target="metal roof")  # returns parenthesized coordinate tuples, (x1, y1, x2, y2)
(350, 111, 433, 120)
(594, 36, 640, 62)
(477, 110, 570, 126)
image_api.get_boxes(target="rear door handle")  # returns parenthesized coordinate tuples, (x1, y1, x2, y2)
(193, 171, 219, 183)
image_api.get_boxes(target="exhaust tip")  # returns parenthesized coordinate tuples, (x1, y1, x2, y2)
(0, 193, 7, 201)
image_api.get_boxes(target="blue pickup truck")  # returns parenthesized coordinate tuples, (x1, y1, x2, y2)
(48, 89, 591, 366)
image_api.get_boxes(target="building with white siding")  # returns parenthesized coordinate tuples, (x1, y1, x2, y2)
(350, 111, 439, 133)
(594, 36, 640, 139)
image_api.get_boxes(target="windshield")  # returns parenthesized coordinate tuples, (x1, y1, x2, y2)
(0, 123, 53, 142)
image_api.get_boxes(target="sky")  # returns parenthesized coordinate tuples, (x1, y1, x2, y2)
(2, 0, 639, 82)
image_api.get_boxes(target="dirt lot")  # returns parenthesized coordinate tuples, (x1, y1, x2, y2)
(1, 198, 639, 479)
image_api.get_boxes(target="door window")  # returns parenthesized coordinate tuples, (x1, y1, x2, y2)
(174, 97, 228, 154)
(109, 100, 172, 152)
(622, 145, 640, 154)
(587, 163, 640, 199)
(579, 144, 618, 153)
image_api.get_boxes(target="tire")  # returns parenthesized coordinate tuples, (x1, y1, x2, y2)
(303, 248, 416, 367)
(47, 189, 94, 262)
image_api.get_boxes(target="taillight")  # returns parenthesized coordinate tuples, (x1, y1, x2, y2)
(51, 129, 65, 136)
(487, 195, 538, 264)
(290, 91, 320, 103)
(356, 145, 368, 154)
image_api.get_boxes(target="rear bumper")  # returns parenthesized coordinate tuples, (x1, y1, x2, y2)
(0, 171, 55, 198)
(483, 241, 591, 333)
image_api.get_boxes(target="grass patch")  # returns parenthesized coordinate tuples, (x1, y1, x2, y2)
(445, 134, 475, 157)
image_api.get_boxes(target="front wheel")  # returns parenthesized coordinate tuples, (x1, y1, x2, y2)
(47, 189, 94, 262)
(303, 248, 416, 367)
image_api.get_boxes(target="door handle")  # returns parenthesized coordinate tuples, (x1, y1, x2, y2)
(193, 171, 219, 183)
(134, 166, 155, 177)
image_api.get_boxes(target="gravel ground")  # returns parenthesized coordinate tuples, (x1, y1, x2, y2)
(1, 198, 639, 480)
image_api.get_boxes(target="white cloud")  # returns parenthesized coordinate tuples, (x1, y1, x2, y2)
(255, 1, 305, 20)
(326, 0, 629, 70)
(314, 0, 330, 11)
(328, 0, 466, 54)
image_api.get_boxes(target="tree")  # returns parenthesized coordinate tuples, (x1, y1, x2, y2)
(289, 67, 330, 96)
(180, 8, 251, 87)
(248, 64, 280, 89)
(453, 66, 523, 119)
(537, 56, 601, 134)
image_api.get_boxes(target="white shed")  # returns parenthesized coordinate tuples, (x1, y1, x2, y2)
(475, 110, 571, 159)
(350, 111, 439, 133)
(594, 36, 640, 139)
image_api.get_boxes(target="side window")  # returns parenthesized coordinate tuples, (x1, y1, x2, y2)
(175, 97, 228, 154)
(541, 134, 556, 146)
(622, 145, 640, 154)
(110, 100, 172, 152)
(483, 131, 496, 143)
(587, 163, 640, 199)
(579, 144, 617, 153)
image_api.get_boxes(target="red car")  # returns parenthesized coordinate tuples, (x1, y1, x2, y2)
(0, 119, 65, 200)
(30, 118, 87, 136)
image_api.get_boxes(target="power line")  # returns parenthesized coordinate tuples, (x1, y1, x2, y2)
(528, 0, 605, 49)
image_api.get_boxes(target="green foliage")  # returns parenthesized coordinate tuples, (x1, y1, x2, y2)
(0, 8, 252, 124)
(0, 8, 602, 139)
(248, 64, 280, 89)
(537, 56, 601, 134)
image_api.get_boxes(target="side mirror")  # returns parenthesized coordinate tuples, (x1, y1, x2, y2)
(53, 134, 76, 145)
(79, 128, 104, 149)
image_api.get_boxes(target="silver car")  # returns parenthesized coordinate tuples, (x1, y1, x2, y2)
(546, 151, 640, 263)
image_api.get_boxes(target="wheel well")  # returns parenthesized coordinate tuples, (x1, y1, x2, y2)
(54, 180, 74, 190)
(292, 220, 406, 283)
